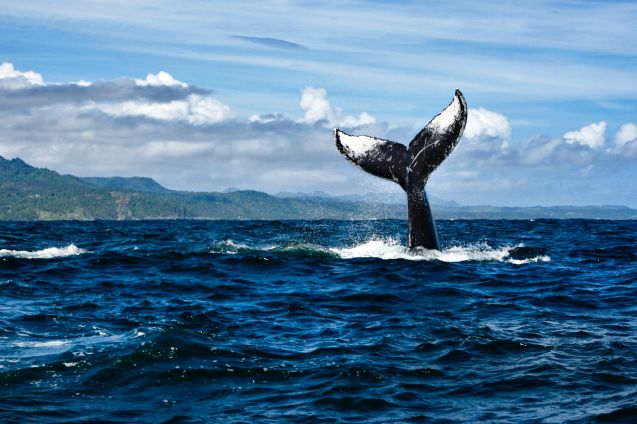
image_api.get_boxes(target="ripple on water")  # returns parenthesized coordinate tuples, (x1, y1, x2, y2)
(0, 219, 636, 423)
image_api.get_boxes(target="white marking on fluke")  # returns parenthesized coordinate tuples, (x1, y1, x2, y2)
(427, 94, 462, 133)
(335, 131, 384, 159)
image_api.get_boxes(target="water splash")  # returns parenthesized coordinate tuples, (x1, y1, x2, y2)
(331, 238, 550, 264)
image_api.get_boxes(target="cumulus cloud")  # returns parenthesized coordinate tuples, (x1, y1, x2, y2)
(464, 107, 511, 147)
(615, 123, 637, 147)
(300, 86, 376, 128)
(300, 87, 332, 123)
(0, 62, 44, 89)
(613, 123, 637, 158)
(135, 71, 188, 88)
(563, 121, 606, 149)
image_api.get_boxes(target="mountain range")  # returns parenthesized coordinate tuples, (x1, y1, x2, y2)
(1, 156, 635, 220)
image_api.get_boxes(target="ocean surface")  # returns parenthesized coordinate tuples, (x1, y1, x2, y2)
(1, 219, 636, 423)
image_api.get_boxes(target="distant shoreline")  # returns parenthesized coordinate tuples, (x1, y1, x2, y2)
(2, 156, 636, 221)
(3, 217, 637, 223)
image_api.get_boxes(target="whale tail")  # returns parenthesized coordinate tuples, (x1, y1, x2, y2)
(334, 90, 467, 249)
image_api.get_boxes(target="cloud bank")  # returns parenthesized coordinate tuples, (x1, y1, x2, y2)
(1, 62, 636, 206)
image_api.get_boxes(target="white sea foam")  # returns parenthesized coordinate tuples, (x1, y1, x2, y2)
(0, 244, 86, 259)
(14, 340, 70, 348)
(213, 239, 250, 254)
(331, 238, 550, 264)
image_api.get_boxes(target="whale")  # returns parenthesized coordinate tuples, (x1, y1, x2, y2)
(334, 90, 468, 250)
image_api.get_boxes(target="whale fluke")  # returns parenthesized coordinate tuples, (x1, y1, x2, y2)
(334, 90, 467, 250)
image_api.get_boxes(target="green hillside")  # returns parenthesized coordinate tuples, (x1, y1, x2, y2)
(78, 176, 171, 193)
(0, 156, 403, 220)
(1, 156, 636, 220)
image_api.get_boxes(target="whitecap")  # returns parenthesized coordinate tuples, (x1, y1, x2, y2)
(211, 239, 250, 254)
(0, 244, 86, 259)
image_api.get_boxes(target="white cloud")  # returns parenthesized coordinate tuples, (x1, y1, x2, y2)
(463, 107, 511, 150)
(86, 94, 231, 125)
(563, 121, 606, 149)
(464, 108, 511, 141)
(340, 112, 376, 128)
(0, 62, 44, 89)
(300, 86, 376, 128)
(134, 71, 187, 87)
(187, 94, 232, 124)
(300, 87, 333, 123)
(615, 123, 637, 147)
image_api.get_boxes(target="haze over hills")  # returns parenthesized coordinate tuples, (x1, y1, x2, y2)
(276, 191, 462, 207)
(1, 156, 636, 221)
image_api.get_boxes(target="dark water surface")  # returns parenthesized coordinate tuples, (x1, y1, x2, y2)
(1, 220, 636, 423)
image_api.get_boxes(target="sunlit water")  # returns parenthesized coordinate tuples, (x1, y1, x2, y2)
(1, 220, 636, 422)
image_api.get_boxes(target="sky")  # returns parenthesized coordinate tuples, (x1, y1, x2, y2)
(1, 0, 636, 206)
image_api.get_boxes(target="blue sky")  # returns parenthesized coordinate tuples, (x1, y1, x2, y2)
(1, 0, 636, 206)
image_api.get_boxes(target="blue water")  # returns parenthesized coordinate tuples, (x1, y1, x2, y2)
(1, 220, 636, 423)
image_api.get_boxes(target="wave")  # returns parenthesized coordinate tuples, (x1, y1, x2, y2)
(208, 239, 251, 254)
(0, 238, 547, 264)
(0, 244, 87, 259)
(208, 238, 549, 264)
(11, 329, 145, 359)
(332, 238, 549, 264)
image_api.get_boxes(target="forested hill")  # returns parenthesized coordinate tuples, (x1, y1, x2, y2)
(0, 156, 403, 220)
(1, 156, 636, 220)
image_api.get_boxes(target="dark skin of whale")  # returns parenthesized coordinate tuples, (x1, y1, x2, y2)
(334, 90, 468, 250)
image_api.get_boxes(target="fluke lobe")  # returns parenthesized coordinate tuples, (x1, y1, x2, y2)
(334, 90, 467, 250)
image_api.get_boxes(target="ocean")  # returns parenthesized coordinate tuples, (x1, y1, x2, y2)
(1, 219, 636, 423)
